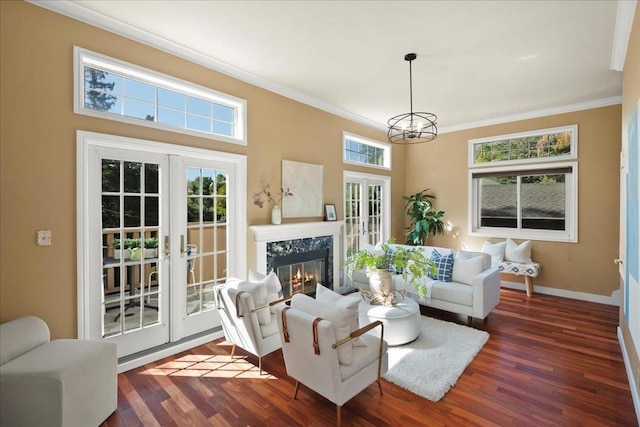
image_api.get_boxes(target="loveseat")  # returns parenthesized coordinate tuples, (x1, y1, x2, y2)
(0, 316, 117, 427)
(348, 244, 501, 325)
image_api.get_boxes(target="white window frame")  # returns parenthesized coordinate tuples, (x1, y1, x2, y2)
(468, 125, 578, 243)
(74, 47, 247, 146)
(468, 125, 577, 168)
(343, 132, 391, 170)
(468, 160, 578, 243)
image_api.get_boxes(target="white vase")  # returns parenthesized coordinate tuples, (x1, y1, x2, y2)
(271, 205, 282, 225)
(368, 268, 392, 295)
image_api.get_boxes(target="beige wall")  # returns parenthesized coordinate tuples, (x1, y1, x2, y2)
(0, 2, 401, 338)
(404, 105, 622, 297)
(620, 5, 640, 406)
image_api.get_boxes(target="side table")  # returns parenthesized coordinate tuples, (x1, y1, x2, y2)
(359, 297, 421, 346)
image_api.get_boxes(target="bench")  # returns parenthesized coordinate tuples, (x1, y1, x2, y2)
(497, 261, 541, 297)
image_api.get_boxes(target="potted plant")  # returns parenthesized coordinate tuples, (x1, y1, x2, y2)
(144, 237, 159, 259)
(344, 238, 436, 298)
(112, 238, 130, 260)
(404, 188, 446, 246)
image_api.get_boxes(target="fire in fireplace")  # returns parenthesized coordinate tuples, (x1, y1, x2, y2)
(273, 248, 330, 298)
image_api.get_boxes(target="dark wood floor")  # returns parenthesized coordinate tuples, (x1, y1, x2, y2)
(103, 289, 638, 426)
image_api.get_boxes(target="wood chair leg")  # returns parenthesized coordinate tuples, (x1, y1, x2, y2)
(230, 344, 236, 358)
(524, 276, 533, 297)
(258, 356, 263, 375)
(336, 405, 342, 427)
(467, 316, 472, 326)
(293, 381, 300, 400)
(377, 378, 383, 395)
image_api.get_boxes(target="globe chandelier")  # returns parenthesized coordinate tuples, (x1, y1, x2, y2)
(387, 53, 438, 144)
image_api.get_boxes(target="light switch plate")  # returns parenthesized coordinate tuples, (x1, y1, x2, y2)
(37, 230, 52, 246)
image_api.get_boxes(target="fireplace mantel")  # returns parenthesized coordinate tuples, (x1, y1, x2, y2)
(249, 221, 344, 289)
(250, 221, 344, 243)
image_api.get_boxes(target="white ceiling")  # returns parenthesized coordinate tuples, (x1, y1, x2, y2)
(40, 1, 625, 132)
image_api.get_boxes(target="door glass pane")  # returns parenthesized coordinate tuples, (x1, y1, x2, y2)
(345, 182, 362, 255)
(368, 184, 382, 246)
(185, 166, 229, 317)
(101, 159, 162, 339)
(480, 176, 517, 228)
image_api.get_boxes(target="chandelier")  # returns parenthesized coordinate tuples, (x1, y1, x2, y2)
(387, 53, 438, 144)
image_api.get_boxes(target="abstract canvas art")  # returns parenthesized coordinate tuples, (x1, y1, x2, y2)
(282, 160, 323, 218)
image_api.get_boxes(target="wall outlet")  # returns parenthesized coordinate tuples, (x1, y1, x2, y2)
(37, 230, 52, 246)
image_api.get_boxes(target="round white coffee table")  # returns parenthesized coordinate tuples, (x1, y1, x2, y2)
(359, 297, 421, 346)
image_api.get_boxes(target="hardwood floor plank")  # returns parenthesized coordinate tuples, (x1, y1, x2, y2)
(102, 289, 638, 426)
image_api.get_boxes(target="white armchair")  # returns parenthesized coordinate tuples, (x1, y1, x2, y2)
(275, 295, 388, 426)
(216, 278, 286, 375)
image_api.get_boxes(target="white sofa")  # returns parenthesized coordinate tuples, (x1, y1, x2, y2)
(0, 316, 117, 427)
(348, 244, 501, 325)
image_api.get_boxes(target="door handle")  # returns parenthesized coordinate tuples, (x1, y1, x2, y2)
(163, 236, 170, 259)
(180, 235, 186, 257)
(614, 258, 623, 265)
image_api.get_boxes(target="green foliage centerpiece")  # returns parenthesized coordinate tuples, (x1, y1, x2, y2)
(344, 239, 436, 305)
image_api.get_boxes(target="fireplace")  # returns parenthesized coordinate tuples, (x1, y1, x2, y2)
(273, 248, 329, 297)
(250, 221, 344, 295)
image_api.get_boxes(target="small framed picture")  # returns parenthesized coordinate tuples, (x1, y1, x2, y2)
(324, 204, 337, 221)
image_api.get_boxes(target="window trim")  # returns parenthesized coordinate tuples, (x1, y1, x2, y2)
(74, 47, 247, 146)
(468, 161, 578, 243)
(468, 124, 577, 168)
(343, 131, 391, 170)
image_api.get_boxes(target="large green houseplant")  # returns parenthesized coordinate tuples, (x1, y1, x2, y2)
(404, 188, 446, 245)
(344, 239, 436, 298)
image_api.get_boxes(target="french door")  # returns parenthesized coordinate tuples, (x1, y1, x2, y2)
(78, 131, 246, 358)
(343, 171, 391, 257)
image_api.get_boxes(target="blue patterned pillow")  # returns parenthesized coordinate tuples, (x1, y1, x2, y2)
(428, 249, 454, 282)
(385, 247, 403, 274)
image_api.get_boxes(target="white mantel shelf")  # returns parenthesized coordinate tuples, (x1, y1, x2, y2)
(249, 221, 344, 243)
(249, 221, 344, 288)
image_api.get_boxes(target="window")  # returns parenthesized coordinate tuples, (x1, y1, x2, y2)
(343, 132, 391, 169)
(469, 126, 578, 242)
(74, 47, 247, 145)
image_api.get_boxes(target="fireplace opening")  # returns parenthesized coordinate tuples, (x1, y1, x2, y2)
(273, 248, 330, 298)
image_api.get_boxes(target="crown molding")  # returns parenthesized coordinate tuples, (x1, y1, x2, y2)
(438, 96, 622, 134)
(610, 0, 637, 71)
(27, 0, 386, 133)
(27, 0, 625, 137)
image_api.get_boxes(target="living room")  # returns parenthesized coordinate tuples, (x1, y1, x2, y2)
(1, 1, 638, 425)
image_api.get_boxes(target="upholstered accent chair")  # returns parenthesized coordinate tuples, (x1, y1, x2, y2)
(216, 278, 286, 375)
(275, 295, 389, 426)
(0, 316, 117, 427)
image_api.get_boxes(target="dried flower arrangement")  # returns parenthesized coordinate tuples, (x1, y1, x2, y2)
(253, 184, 293, 208)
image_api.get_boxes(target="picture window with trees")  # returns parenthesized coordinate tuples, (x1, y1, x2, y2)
(74, 47, 247, 145)
(468, 125, 578, 243)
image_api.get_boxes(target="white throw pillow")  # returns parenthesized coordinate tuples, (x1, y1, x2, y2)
(248, 270, 282, 313)
(451, 252, 484, 286)
(504, 238, 532, 263)
(481, 241, 507, 267)
(291, 293, 354, 365)
(315, 284, 366, 347)
(237, 280, 271, 325)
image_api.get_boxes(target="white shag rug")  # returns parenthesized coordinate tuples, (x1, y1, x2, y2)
(383, 316, 489, 402)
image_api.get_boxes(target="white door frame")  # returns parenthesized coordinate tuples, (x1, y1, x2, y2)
(76, 130, 246, 342)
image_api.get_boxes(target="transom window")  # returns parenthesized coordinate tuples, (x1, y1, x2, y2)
(469, 126, 578, 243)
(343, 132, 391, 169)
(74, 47, 247, 145)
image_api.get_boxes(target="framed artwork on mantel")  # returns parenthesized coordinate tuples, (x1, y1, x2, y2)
(282, 159, 323, 218)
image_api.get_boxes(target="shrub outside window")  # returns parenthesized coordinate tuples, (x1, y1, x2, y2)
(75, 47, 247, 145)
(468, 126, 578, 243)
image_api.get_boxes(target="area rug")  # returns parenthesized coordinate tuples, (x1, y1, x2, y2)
(383, 316, 489, 402)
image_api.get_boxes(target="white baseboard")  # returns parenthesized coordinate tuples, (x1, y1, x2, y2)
(500, 280, 619, 306)
(117, 330, 225, 373)
(618, 327, 640, 424)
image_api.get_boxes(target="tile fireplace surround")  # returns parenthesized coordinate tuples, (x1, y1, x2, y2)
(249, 221, 345, 291)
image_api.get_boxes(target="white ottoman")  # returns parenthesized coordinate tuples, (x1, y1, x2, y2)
(359, 297, 421, 346)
